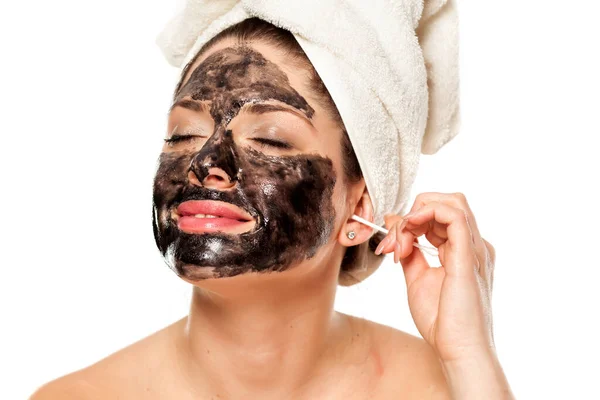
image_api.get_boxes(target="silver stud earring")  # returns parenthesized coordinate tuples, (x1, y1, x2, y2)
(347, 231, 356, 240)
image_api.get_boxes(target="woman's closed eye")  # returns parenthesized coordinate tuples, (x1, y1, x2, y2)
(251, 138, 292, 150)
(164, 133, 205, 145)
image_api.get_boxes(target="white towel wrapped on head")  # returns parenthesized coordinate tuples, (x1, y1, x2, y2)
(156, 0, 460, 229)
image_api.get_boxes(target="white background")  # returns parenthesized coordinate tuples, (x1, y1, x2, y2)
(1, 1, 599, 399)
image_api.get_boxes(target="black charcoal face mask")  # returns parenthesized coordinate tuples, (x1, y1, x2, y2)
(152, 45, 338, 280)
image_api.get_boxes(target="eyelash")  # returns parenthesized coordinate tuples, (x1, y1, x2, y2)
(163, 134, 200, 144)
(164, 134, 292, 150)
(252, 138, 292, 150)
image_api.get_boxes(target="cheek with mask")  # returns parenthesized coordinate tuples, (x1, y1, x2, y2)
(151, 45, 338, 280)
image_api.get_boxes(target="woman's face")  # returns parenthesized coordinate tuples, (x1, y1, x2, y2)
(152, 39, 353, 281)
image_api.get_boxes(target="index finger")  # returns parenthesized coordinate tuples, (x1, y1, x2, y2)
(401, 201, 479, 278)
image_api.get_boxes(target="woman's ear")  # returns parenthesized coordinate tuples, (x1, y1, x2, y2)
(338, 188, 375, 247)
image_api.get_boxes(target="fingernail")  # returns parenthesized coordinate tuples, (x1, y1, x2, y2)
(398, 218, 409, 232)
(394, 242, 402, 263)
(375, 236, 390, 255)
(397, 238, 403, 259)
(399, 211, 417, 230)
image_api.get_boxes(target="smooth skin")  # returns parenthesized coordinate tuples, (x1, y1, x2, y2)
(30, 37, 513, 399)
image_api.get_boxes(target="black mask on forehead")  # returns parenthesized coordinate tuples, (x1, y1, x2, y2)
(152, 45, 338, 280)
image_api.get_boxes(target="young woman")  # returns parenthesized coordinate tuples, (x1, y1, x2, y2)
(31, 17, 513, 400)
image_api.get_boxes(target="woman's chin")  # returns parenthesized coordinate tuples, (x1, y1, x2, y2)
(175, 261, 302, 287)
(176, 264, 219, 282)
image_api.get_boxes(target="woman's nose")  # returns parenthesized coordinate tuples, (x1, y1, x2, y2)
(188, 166, 235, 190)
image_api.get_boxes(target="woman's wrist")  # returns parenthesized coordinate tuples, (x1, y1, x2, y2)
(440, 348, 515, 399)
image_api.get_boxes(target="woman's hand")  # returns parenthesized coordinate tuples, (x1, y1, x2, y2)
(375, 192, 514, 398)
(375, 192, 496, 363)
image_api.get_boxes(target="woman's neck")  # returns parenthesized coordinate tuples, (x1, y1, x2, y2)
(176, 258, 360, 398)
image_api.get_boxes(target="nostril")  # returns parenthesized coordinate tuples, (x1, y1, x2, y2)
(201, 167, 234, 187)
(188, 170, 202, 186)
(204, 175, 227, 183)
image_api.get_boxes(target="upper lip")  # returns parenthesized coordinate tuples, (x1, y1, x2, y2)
(176, 200, 254, 221)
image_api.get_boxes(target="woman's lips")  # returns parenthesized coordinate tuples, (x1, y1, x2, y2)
(175, 200, 256, 234)
(178, 216, 255, 234)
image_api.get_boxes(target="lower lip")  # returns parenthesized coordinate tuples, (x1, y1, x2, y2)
(177, 216, 254, 234)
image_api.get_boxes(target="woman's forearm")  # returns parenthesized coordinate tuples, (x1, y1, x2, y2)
(440, 350, 515, 399)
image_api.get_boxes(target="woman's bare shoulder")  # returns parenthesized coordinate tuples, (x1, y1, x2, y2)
(29, 371, 108, 400)
(29, 317, 187, 399)
(346, 314, 452, 399)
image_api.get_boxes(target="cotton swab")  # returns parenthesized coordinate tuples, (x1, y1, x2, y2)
(350, 214, 439, 257)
